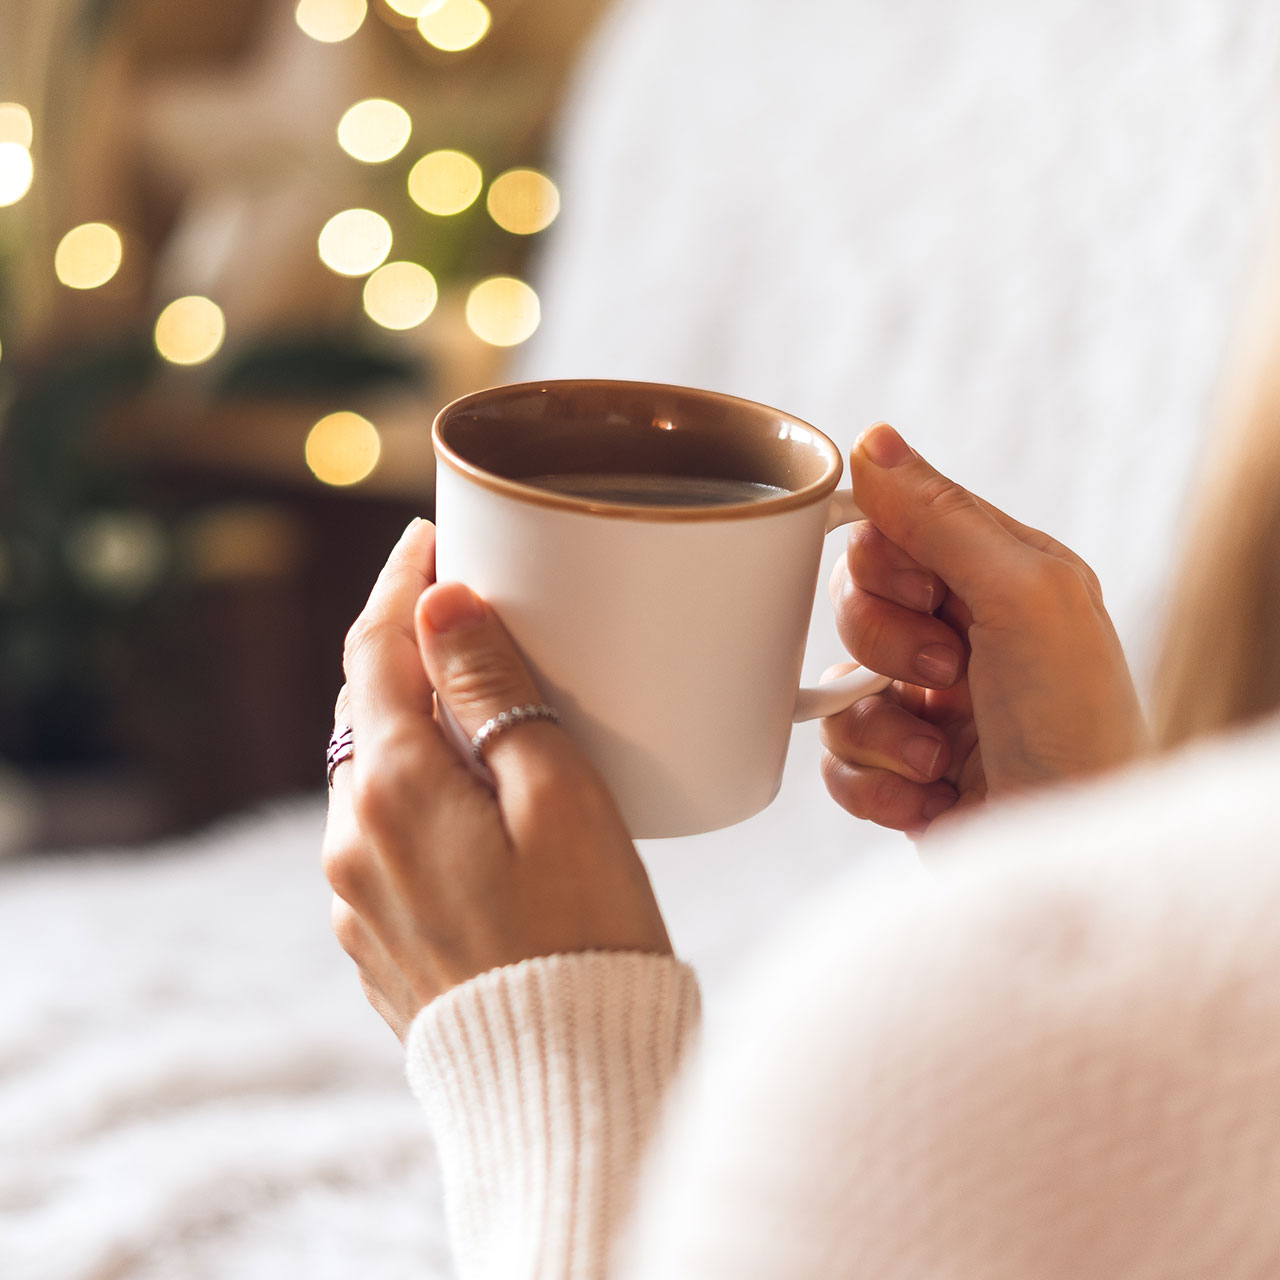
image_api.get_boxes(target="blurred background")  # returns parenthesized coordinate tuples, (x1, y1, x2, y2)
(0, 0, 610, 850)
(5, 4, 1278, 1277)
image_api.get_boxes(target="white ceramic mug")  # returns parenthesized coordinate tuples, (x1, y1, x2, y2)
(432, 379, 891, 838)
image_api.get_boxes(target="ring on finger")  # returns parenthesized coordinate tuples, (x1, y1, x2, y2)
(327, 724, 355, 787)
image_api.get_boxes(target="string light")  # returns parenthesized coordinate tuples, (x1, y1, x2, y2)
(486, 168, 560, 235)
(465, 276, 540, 346)
(305, 411, 382, 485)
(337, 99, 412, 164)
(54, 223, 124, 290)
(318, 208, 393, 276)
(407, 149, 482, 215)
(295, 0, 367, 42)
(0, 142, 33, 207)
(417, 0, 490, 51)
(155, 296, 226, 365)
(0, 103, 33, 149)
(362, 261, 438, 329)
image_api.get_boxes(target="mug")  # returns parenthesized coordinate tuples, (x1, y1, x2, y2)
(431, 379, 891, 838)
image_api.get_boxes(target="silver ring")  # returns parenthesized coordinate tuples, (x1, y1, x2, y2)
(470, 703, 560, 762)
(327, 724, 354, 787)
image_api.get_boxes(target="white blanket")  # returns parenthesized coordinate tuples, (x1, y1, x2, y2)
(4, 1, 1278, 1275)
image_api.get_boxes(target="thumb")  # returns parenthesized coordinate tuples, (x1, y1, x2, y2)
(848, 423, 1032, 606)
(415, 582, 567, 778)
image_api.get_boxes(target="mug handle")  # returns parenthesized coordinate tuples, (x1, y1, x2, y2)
(792, 489, 894, 722)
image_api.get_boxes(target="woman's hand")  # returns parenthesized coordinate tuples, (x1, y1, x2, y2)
(322, 518, 672, 1040)
(822, 424, 1148, 837)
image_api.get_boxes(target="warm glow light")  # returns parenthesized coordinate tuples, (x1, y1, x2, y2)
(407, 149, 482, 215)
(305, 411, 382, 486)
(65, 512, 168, 598)
(0, 142, 33, 207)
(362, 261, 438, 330)
(386, 0, 445, 15)
(486, 168, 560, 235)
(337, 98, 412, 164)
(417, 0, 490, 51)
(55, 223, 124, 290)
(154, 296, 226, 365)
(465, 276, 540, 347)
(318, 208, 392, 276)
(295, 0, 367, 42)
(0, 103, 33, 149)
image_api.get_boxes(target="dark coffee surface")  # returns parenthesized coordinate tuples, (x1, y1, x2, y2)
(522, 473, 790, 507)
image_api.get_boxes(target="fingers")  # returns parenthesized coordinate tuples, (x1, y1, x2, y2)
(848, 424, 1038, 609)
(342, 518, 447, 752)
(837, 522, 947, 615)
(415, 582, 575, 781)
(820, 749, 958, 834)
(819, 684, 951, 783)
(832, 574, 966, 689)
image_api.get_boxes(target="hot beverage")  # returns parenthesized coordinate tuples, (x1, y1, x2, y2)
(522, 473, 789, 507)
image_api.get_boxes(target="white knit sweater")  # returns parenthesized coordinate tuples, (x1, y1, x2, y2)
(406, 714, 1280, 1279)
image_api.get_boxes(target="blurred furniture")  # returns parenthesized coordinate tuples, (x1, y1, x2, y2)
(0, 0, 611, 839)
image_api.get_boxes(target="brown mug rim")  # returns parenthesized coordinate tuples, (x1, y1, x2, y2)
(431, 379, 844, 522)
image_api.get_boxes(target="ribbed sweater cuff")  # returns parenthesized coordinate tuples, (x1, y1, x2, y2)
(405, 950, 701, 1280)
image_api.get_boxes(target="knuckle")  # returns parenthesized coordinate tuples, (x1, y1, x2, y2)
(440, 648, 529, 717)
(820, 750, 906, 825)
(342, 617, 408, 677)
(329, 896, 365, 958)
(322, 840, 368, 906)
(349, 738, 435, 843)
(1027, 555, 1096, 612)
(915, 473, 974, 521)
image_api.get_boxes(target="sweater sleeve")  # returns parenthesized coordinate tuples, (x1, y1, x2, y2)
(404, 949, 700, 1280)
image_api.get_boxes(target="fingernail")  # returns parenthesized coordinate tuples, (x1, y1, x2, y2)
(902, 735, 942, 780)
(394, 516, 425, 547)
(892, 569, 935, 612)
(423, 582, 485, 634)
(915, 643, 960, 686)
(857, 423, 911, 468)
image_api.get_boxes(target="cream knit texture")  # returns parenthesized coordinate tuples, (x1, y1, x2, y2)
(405, 950, 700, 1280)
(410, 718, 1280, 1279)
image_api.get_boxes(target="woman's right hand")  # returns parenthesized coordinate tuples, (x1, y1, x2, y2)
(821, 423, 1148, 837)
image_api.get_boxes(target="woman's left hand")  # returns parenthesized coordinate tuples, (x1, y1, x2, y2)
(323, 518, 673, 1041)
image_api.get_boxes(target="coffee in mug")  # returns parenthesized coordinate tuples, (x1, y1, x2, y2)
(431, 379, 889, 838)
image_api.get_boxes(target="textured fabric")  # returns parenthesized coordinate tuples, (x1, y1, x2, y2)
(406, 951, 700, 1280)
(410, 716, 1280, 1278)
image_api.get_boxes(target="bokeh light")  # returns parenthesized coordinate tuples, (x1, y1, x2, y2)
(0, 103, 33, 149)
(407, 149, 482, 215)
(465, 276, 540, 347)
(385, 0, 446, 15)
(318, 208, 393, 276)
(337, 99, 412, 164)
(0, 142, 34, 207)
(295, 0, 367, 42)
(154, 296, 226, 365)
(65, 512, 168, 599)
(486, 168, 560, 235)
(54, 223, 124, 290)
(417, 0, 490, 51)
(362, 261, 438, 330)
(305, 411, 382, 486)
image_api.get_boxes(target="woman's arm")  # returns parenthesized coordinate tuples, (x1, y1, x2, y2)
(322, 518, 696, 1278)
